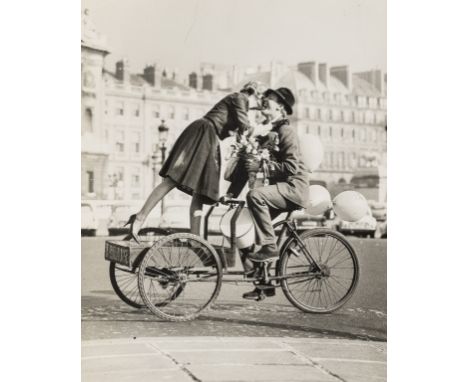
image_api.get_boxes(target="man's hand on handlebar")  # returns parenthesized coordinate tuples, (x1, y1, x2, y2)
(219, 193, 234, 204)
(219, 194, 245, 206)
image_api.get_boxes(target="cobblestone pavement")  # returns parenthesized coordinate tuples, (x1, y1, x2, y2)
(82, 293, 386, 341)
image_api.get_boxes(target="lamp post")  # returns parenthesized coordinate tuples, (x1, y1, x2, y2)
(157, 120, 169, 217)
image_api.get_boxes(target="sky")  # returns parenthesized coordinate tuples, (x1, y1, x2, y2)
(82, 0, 386, 74)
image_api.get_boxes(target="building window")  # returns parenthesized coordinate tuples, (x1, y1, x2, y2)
(131, 173, 140, 187)
(131, 132, 141, 153)
(350, 152, 357, 168)
(338, 152, 345, 169)
(328, 109, 333, 121)
(116, 167, 124, 181)
(133, 104, 140, 117)
(115, 101, 124, 116)
(317, 109, 322, 121)
(169, 106, 175, 119)
(352, 128, 356, 142)
(86, 171, 94, 193)
(360, 128, 367, 142)
(115, 131, 125, 153)
(183, 108, 189, 120)
(352, 111, 356, 123)
(341, 127, 344, 138)
(84, 108, 93, 133)
(153, 107, 160, 118)
(317, 125, 321, 136)
(329, 126, 333, 139)
(340, 111, 345, 122)
(305, 107, 310, 119)
(359, 111, 364, 124)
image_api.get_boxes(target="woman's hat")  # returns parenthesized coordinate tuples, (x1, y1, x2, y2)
(264, 87, 295, 115)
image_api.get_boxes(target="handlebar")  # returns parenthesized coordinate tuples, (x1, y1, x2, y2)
(218, 196, 245, 206)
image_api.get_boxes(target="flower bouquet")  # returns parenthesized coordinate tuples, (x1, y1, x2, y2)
(226, 131, 280, 189)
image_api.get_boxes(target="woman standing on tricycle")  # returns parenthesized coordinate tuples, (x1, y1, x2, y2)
(126, 82, 264, 243)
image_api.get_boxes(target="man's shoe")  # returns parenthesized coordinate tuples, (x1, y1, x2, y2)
(247, 243, 279, 262)
(242, 287, 275, 300)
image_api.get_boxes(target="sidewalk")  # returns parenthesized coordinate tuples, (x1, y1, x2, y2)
(82, 337, 386, 382)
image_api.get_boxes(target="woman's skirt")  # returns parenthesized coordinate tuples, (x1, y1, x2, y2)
(159, 118, 220, 204)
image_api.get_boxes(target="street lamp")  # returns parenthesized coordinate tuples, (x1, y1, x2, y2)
(157, 120, 170, 216)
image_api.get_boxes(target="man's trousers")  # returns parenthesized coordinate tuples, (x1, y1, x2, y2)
(246, 184, 299, 247)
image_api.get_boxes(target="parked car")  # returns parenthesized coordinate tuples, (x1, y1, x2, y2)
(107, 204, 162, 236)
(81, 203, 97, 236)
(336, 206, 377, 238)
(376, 220, 387, 239)
(292, 208, 336, 231)
(381, 221, 387, 238)
(368, 200, 387, 222)
(159, 204, 190, 230)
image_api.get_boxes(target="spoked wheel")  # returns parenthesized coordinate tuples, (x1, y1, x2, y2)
(138, 233, 223, 322)
(279, 228, 359, 313)
(109, 262, 144, 309)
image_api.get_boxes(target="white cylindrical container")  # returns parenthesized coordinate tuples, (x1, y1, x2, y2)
(219, 208, 255, 249)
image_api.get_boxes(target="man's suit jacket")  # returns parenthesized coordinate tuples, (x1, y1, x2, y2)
(227, 119, 310, 209)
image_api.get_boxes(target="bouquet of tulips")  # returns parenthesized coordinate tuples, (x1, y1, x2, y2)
(227, 131, 280, 189)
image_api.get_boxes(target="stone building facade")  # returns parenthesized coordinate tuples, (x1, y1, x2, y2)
(81, 11, 386, 203)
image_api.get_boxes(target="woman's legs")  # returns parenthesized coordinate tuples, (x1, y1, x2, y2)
(135, 177, 177, 227)
(190, 194, 204, 236)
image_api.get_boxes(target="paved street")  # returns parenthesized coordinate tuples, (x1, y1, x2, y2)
(82, 337, 386, 382)
(82, 236, 386, 341)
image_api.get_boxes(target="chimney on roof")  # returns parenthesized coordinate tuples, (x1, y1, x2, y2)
(330, 65, 352, 90)
(202, 73, 213, 91)
(189, 72, 198, 89)
(115, 59, 130, 82)
(297, 62, 318, 85)
(354, 69, 384, 94)
(143, 64, 157, 86)
(318, 63, 329, 87)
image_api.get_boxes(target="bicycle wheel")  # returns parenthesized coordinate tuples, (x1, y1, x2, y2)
(109, 262, 144, 309)
(138, 233, 223, 322)
(279, 228, 359, 313)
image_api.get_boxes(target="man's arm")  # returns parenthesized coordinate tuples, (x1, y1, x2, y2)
(268, 126, 300, 179)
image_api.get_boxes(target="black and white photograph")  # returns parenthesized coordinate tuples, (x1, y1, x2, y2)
(81, 0, 387, 380)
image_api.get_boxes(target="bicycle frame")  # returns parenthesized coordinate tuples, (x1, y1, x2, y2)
(203, 199, 323, 274)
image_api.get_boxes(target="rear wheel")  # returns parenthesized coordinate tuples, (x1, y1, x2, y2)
(279, 228, 359, 313)
(109, 262, 144, 309)
(138, 233, 223, 321)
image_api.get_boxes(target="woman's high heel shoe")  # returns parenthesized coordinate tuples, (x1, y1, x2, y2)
(124, 214, 142, 244)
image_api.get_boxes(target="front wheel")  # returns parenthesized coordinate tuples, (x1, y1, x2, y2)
(279, 228, 359, 313)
